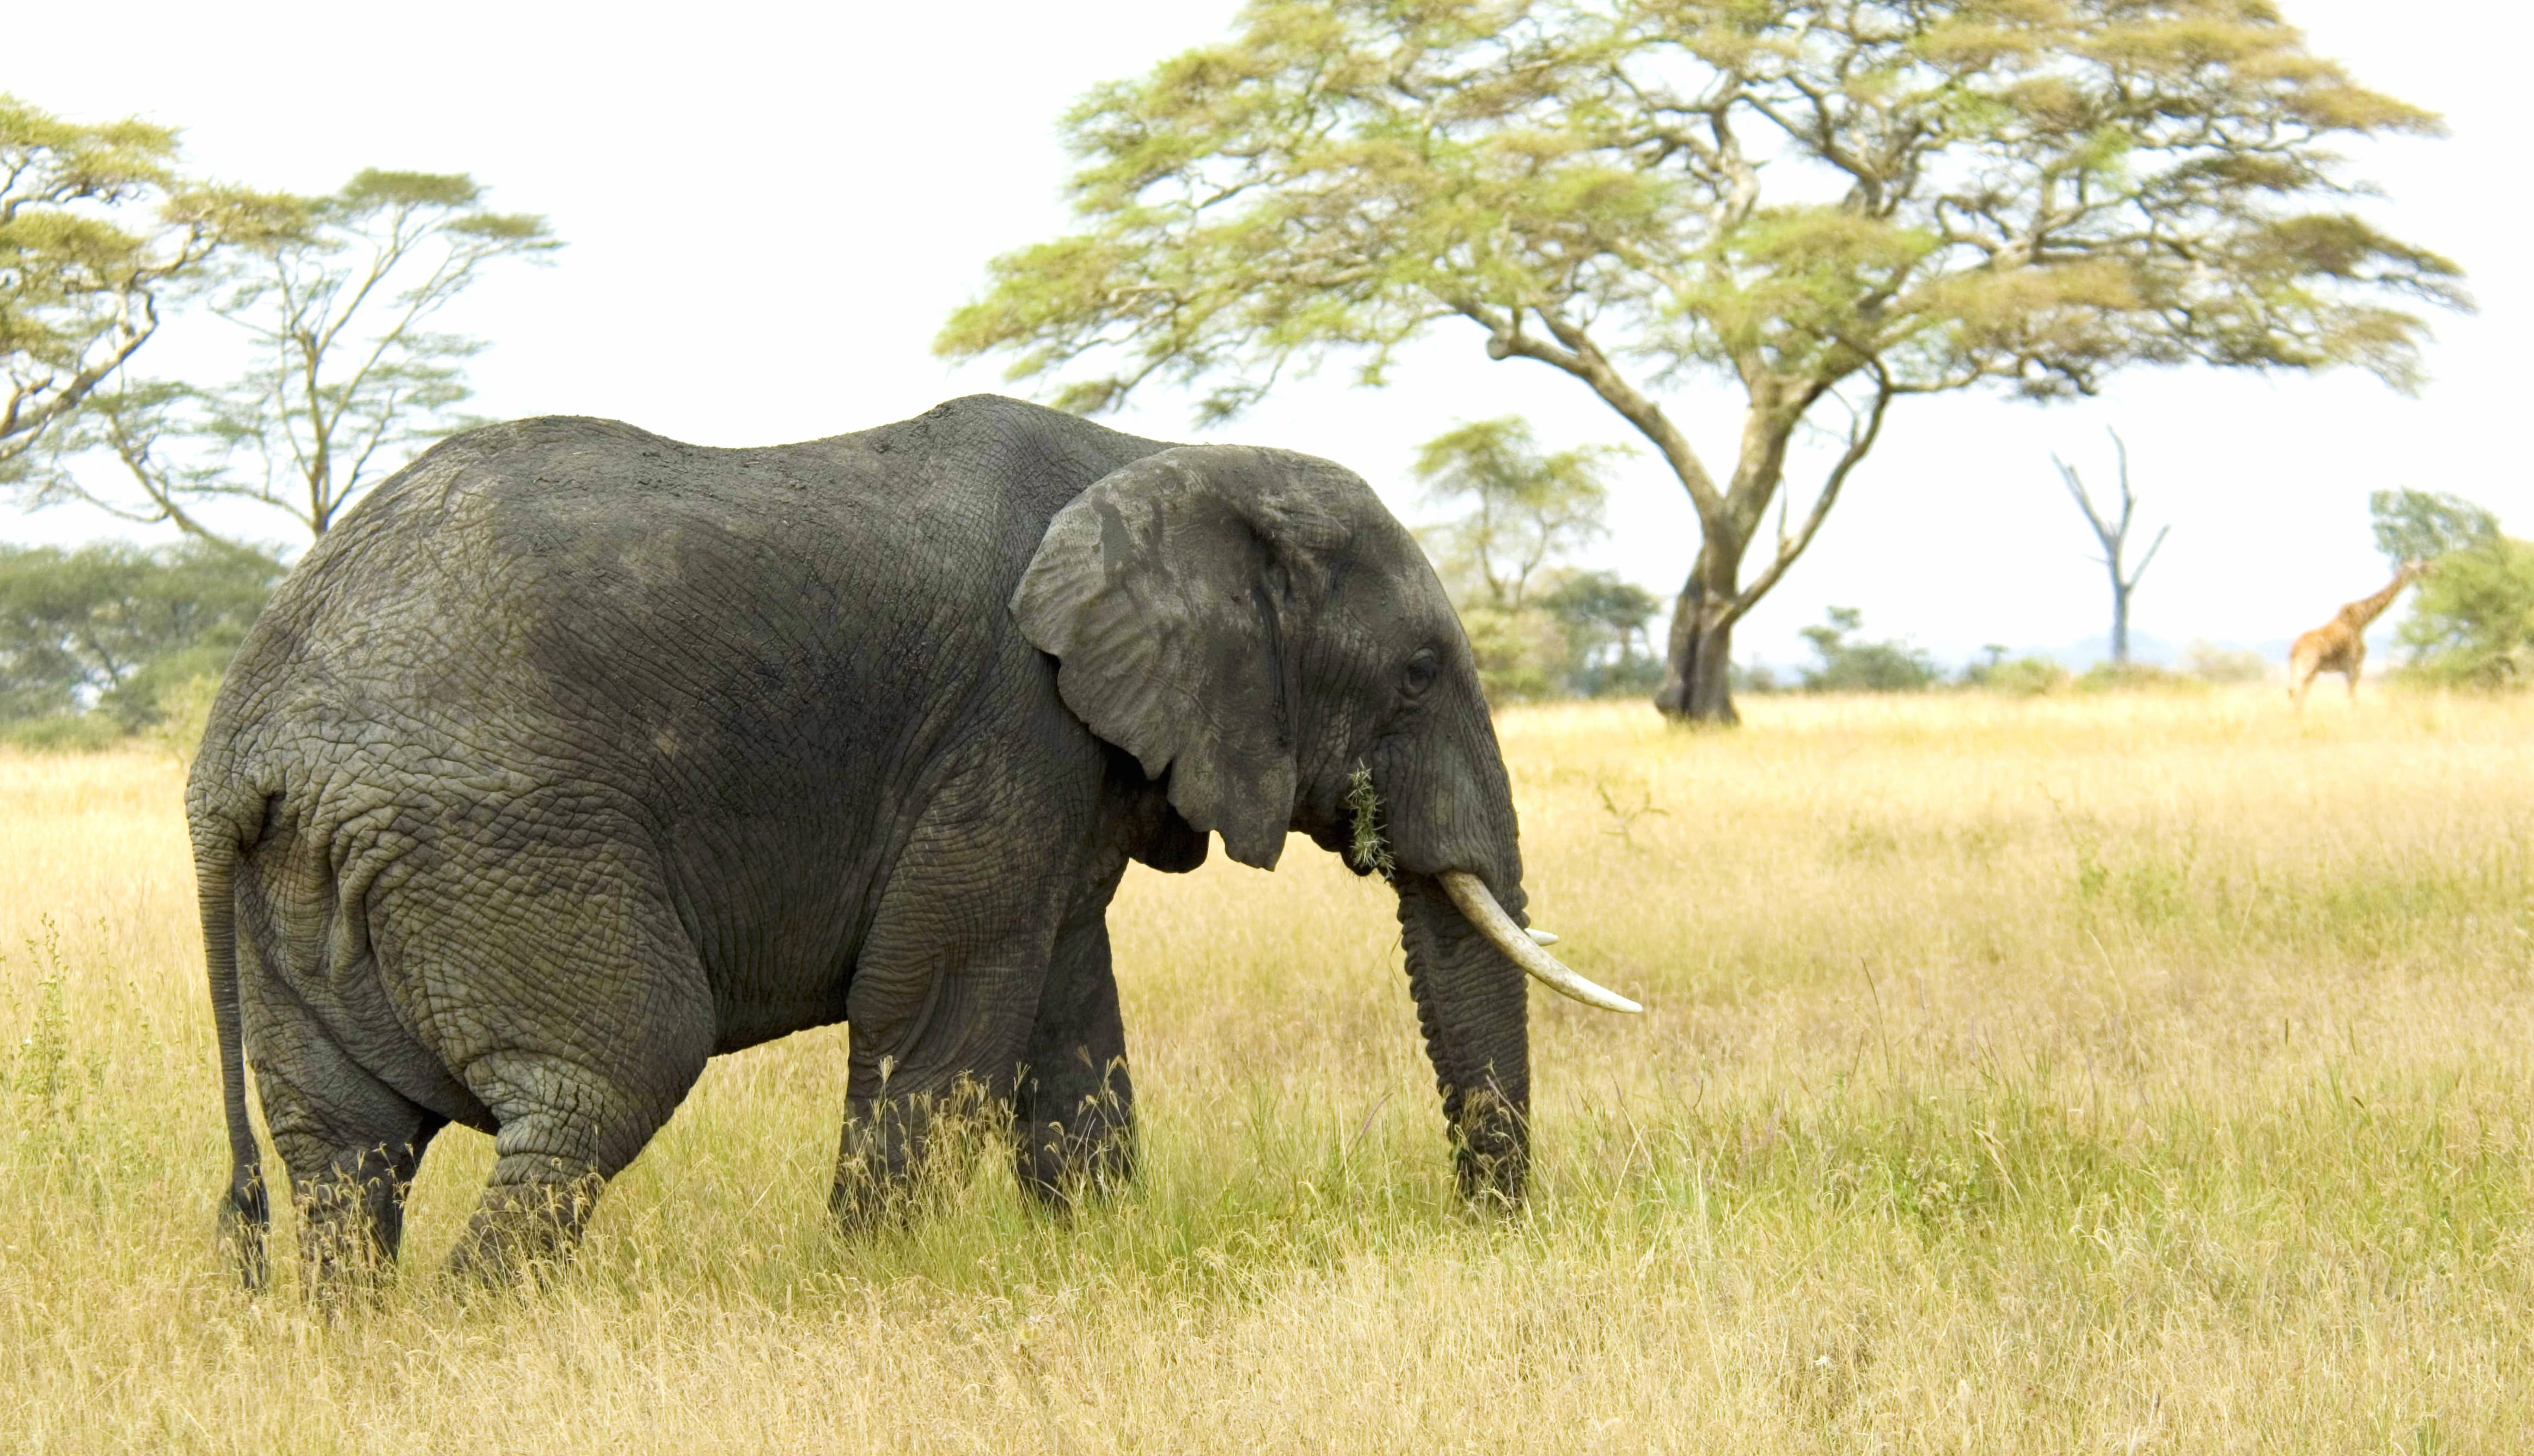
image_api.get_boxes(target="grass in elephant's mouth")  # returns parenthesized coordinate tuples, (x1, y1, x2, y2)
(6, 689, 2534, 1452)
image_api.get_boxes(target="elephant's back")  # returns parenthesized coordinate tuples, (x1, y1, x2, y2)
(194, 397, 1167, 823)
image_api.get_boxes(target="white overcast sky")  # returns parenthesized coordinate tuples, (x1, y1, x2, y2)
(8, 1, 2524, 669)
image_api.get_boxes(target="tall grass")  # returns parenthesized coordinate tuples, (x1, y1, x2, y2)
(3, 690, 2530, 1451)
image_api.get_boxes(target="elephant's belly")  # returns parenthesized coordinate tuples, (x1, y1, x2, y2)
(687, 906, 864, 1057)
(708, 992, 852, 1056)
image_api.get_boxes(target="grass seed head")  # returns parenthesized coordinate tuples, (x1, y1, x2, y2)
(1344, 763, 1393, 879)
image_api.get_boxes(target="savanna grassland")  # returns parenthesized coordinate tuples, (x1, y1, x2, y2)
(4, 691, 2532, 1452)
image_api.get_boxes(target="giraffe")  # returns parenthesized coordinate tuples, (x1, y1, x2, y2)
(2288, 559, 2432, 707)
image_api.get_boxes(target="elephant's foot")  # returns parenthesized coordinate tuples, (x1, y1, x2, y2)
(1013, 1071, 1136, 1215)
(446, 1155, 604, 1286)
(829, 1084, 1001, 1230)
(297, 1169, 406, 1299)
(1014, 1122, 1135, 1217)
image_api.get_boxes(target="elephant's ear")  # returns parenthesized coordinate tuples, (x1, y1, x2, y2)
(1013, 444, 1349, 870)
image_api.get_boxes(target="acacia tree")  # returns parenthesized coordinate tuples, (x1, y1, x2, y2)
(939, 0, 2466, 722)
(0, 96, 272, 479)
(1414, 416, 1619, 609)
(33, 170, 556, 543)
(2054, 428, 2164, 664)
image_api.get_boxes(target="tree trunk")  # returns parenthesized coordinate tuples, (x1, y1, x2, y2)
(2110, 583, 2130, 665)
(1654, 523, 1748, 724)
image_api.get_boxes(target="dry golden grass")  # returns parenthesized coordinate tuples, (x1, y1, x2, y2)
(5, 689, 2532, 1452)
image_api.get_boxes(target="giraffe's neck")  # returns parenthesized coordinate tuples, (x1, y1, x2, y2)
(2341, 571, 2416, 630)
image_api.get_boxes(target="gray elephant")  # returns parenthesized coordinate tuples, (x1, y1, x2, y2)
(190, 395, 1636, 1286)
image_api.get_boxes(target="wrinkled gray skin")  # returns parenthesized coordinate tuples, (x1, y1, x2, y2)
(192, 395, 1535, 1286)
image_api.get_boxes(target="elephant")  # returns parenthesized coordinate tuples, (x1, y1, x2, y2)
(189, 394, 1638, 1287)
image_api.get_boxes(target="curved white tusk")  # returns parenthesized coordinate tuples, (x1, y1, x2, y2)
(1439, 871, 1642, 1014)
(1525, 927, 1559, 946)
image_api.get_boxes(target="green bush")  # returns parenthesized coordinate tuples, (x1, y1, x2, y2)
(1960, 649, 2068, 696)
(1798, 608, 1937, 693)
(2395, 536, 2534, 688)
(0, 714, 127, 752)
(0, 540, 282, 742)
(2074, 660, 2198, 694)
(1456, 605, 1566, 702)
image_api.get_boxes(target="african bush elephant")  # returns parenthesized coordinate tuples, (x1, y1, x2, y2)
(191, 394, 1636, 1286)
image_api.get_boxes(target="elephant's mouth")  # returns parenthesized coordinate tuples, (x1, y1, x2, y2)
(1436, 870, 1642, 1014)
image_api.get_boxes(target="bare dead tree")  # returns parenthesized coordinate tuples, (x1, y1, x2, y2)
(2054, 430, 2169, 666)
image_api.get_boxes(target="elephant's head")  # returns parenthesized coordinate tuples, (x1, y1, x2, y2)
(1013, 443, 1639, 1204)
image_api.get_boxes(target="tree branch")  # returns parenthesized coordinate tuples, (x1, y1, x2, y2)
(1478, 307, 1727, 521)
(2125, 523, 2171, 593)
(1724, 364, 1896, 627)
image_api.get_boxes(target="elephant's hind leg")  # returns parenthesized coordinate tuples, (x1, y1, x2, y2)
(246, 1010, 445, 1292)
(445, 1012, 713, 1282)
(421, 849, 716, 1284)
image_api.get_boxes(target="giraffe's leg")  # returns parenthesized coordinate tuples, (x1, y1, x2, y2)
(2347, 644, 2365, 700)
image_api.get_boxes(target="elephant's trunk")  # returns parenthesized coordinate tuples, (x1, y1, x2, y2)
(1395, 870, 1532, 1204)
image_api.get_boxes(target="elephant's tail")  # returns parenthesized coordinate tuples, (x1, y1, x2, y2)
(195, 804, 269, 1289)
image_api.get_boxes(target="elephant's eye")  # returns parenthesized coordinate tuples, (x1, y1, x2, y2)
(1401, 648, 1440, 698)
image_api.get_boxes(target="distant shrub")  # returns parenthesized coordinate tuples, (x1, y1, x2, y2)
(1457, 604, 1568, 703)
(1799, 608, 1938, 693)
(0, 540, 283, 742)
(1959, 647, 2068, 696)
(1535, 570, 1666, 696)
(140, 673, 227, 764)
(0, 714, 126, 752)
(1575, 652, 1666, 699)
(2180, 640, 2268, 685)
(2075, 660, 2198, 693)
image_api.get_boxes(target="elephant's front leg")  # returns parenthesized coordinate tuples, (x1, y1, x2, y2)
(829, 835, 1072, 1225)
(828, 941, 1044, 1226)
(1012, 909, 1133, 1210)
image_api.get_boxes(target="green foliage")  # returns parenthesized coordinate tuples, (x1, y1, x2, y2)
(0, 713, 124, 751)
(1452, 601, 1568, 703)
(1798, 608, 1936, 693)
(29, 170, 558, 544)
(2371, 488, 2498, 569)
(2396, 534, 2534, 688)
(0, 96, 287, 481)
(133, 663, 227, 763)
(941, 0, 2466, 718)
(0, 539, 281, 733)
(1437, 572, 1667, 704)
(2365, 489, 2527, 688)
(1412, 418, 1620, 611)
(1733, 660, 1784, 694)
(1961, 646, 2069, 696)
(1537, 569, 1666, 696)
(1412, 418, 1659, 701)
(946, 2, 2462, 412)
(7, 919, 78, 1129)
(1343, 763, 1391, 879)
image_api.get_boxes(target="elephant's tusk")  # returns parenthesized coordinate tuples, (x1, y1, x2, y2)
(1525, 927, 1559, 946)
(1439, 871, 1642, 1014)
